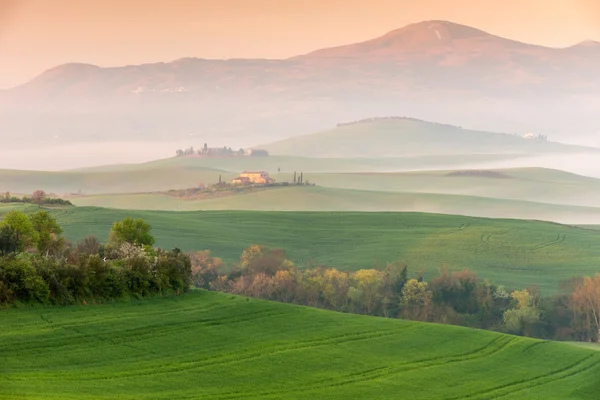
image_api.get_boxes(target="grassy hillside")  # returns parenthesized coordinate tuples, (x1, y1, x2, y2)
(3, 205, 599, 292)
(0, 153, 526, 195)
(68, 185, 600, 225)
(2, 291, 600, 399)
(261, 119, 599, 157)
(0, 165, 236, 196)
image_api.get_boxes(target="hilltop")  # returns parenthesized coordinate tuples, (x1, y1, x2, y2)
(261, 117, 599, 158)
(1, 21, 599, 147)
(2, 291, 600, 399)
(298, 20, 548, 59)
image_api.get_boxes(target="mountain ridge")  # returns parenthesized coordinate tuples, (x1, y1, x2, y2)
(296, 20, 553, 60)
(1, 19, 599, 147)
(11, 20, 600, 90)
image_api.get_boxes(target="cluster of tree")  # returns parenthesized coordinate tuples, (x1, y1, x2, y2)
(176, 143, 245, 157)
(4, 211, 599, 344)
(0, 212, 192, 306)
(1, 190, 72, 206)
(165, 181, 313, 200)
(190, 245, 600, 343)
(292, 172, 310, 185)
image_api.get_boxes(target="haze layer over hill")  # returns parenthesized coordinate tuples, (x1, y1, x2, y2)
(1, 20, 599, 158)
(261, 118, 598, 158)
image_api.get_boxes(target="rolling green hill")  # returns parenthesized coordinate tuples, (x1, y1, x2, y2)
(261, 118, 599, 157)
(68, 185, 600, 225)
(0, 153, 526, 195)
(3, 206, 600, 292)
(0, 165, 236, 196)
(309, 167, 600, 208)
(2, 291, 600, 399)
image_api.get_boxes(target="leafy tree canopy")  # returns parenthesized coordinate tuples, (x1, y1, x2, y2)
(0, 210, 38, 252)
(108, 217, 155, 247)
(30, 211, 64, 255)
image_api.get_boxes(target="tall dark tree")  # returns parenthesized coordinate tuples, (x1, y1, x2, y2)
(0, 225, 19, 255)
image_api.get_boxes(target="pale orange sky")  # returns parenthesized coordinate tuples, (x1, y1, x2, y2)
(1, 0, 599, 89)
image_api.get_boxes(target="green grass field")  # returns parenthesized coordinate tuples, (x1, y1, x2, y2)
(564, 342, 600, 351)
(2, 291, 600, 399)
(261, 119, 598, 157)
(68, 185, 600, 225)
(3, 205, 598, 292)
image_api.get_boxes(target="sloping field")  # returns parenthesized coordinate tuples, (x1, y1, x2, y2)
(0, 165, 236, 196)
(5, 206, 599, 292)
(2, 291, 600, 399)
(68, 185, 600, 225)
(309, 167, 600, 208)
(261, 119, 598, 157)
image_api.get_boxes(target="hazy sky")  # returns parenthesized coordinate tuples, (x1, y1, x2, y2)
(1, 0, 599, 89)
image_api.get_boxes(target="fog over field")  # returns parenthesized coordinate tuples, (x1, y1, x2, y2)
(1, 141, 599, 179)
(0, 141, 200, 171)
(458, 153, 600, 179)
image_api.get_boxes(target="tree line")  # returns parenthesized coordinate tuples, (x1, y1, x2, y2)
(0, 211, 191, 306)
(3, 211, 600, 344)
(190, 245, 600, 343)
(1, 190, 72, 206)
(176, 143, 245, 157)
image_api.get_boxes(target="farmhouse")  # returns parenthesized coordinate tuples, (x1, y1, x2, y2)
(232, 171, 275, 184)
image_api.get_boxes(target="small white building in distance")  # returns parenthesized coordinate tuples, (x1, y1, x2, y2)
(524, 132, 535, 139)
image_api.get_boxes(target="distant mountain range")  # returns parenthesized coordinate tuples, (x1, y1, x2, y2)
(2, 20, 599, 147)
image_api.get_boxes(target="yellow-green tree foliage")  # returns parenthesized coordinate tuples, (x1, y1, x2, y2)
(401, 279, 432, 321)
(503, 289, 540, 335)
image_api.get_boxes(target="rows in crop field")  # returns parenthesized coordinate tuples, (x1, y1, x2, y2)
(201, 335, 521, 399)
(454, 353, 600, 400)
